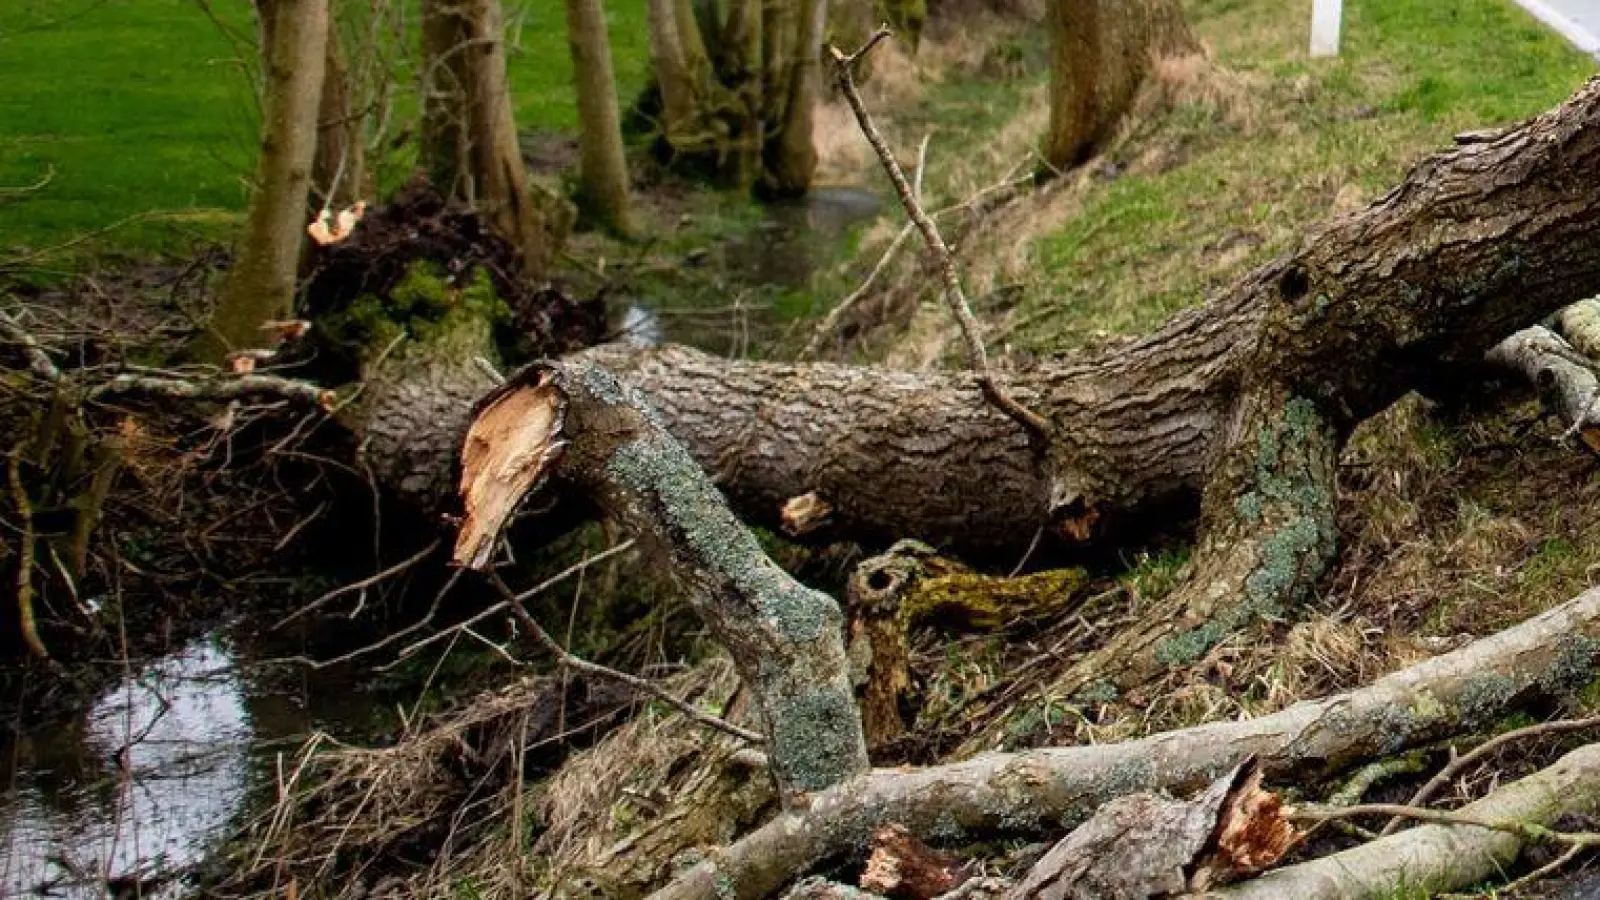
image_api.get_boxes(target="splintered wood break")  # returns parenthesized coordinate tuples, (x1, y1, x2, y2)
(453, 373, 567, 570)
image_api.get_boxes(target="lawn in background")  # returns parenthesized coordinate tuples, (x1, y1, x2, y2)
(0, 0, 653, 261)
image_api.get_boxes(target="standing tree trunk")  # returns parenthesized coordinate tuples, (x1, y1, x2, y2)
(199, 0, 328, 361)
(565, 0, 636, 234)
(1044, 0, 1196, 170)
(647, 0, 705, 150)
(420, 0, 555, 276)
(312, 19, 366, 211)
(722, 0, 765, 189)
(764, 0, 826, 195)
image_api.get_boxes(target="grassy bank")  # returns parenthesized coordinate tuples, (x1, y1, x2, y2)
(994, 0, 1597, 351)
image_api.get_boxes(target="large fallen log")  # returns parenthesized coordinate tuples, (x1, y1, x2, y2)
(647, 585, 1600, 900)
(360, 78, 1600, 561)
(1208, 742, 1600, 900)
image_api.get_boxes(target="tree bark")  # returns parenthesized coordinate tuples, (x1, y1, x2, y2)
(454, 359, 870, 803)
(566, 0, 636, 234)
(647, 0, 704, 149)
(1044, 0, 1196, 170)
(200, 0, 328, 361)
(356, 77, 1600, 560)
(1486, 324, 1600, 451)
(420, 0, 555, 275)
(648, 584, 1600, 900)
(312, 20, 366, 211)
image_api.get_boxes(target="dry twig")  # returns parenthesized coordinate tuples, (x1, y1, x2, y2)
(1379, 713, 1600, 836)
(827, 28, 1050, 442)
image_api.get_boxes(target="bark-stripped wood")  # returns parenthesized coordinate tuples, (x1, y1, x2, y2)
(647, 585, 1600, 900)
(454, 359, 869, 803)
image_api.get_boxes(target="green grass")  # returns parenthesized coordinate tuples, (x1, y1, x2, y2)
(0, 0, 259, 258)
(1011, 0, 1597, 351)
(0, 0, 657, 262)
(508, 0, 652, 132)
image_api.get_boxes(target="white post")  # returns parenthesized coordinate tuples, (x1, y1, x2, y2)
(1310, 0, 1342, 57)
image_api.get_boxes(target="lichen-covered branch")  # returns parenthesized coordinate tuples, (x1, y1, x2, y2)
(454, 359, 868, 803)
(1206, 742, 1600, 900)
(649, 585, 1600, 900)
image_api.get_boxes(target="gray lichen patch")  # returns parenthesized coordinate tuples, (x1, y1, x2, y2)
(767, 686, 872, 794)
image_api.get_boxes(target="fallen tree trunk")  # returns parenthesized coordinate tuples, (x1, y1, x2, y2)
(1207, 742, 1600, 900)
(359, 77, 1600, 562)
(647, 584, 1600, 900)
(335, 75, 1600, 739)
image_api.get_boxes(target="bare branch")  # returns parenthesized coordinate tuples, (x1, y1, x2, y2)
(90, 371, 335, 408)
(1378, 712, 1600, 836)
(487, 573, 765, 744)
(826, 30, 1051, 442)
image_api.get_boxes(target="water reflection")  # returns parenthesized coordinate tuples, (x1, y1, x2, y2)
(1, 638, 252, 898)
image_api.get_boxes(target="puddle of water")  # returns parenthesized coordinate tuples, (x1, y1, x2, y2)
(725, 186, 884, 289)
(1, 638, 253, 898)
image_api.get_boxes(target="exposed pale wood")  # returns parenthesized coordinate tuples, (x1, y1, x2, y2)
(454, 374, 565, 568)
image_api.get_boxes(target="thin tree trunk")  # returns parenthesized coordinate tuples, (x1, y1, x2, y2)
(647, 0, 703, 148)
(1044, 0, 1196, 170)
(676, 0, 715, 85)
(420, 0, 554, 275)
(312, 20, 366, 210)
(200, 0, 328, 361)
(566, 0, 636, 234)
(723, 0, 765, 189)
(765, 0, 825, 195)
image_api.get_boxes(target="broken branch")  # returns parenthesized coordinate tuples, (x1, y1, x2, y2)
(1208, 743, 1600, 899)
(454, 360, 867, 802)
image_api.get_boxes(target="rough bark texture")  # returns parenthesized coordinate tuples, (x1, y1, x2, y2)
(456, 360, 870, 802)
(1044, 0, 1196, 170)
(358, 77, 1600, 556)
(202, 0, 328, 360)
(1207, 742, 1600, 899)
(566, 0, 635, 234)
(420, 0, 554, 275)
(648, 585, 1600, 900)
(312, 21, 366, 210)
